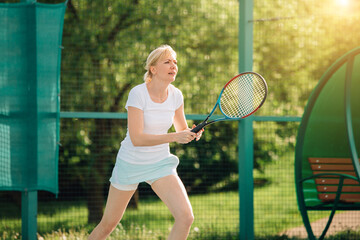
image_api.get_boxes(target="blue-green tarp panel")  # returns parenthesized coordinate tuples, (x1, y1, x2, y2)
(0, 1, 67, 194)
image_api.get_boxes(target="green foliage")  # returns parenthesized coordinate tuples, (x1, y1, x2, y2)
(253, 0, 360, 116)
(60, 0, 239, 113)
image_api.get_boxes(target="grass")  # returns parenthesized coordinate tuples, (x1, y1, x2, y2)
(252, 150, 330, 236)
(1, 150, 360, 239)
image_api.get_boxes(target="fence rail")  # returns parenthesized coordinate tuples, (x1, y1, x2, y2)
(60, 112, 302, 122)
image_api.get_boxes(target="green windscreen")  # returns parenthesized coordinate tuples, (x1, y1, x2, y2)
(302, 63, 349, 158)
(0, 2, 67, 194)
(302, 51, 360, 163)
(298, 48, 360, 206)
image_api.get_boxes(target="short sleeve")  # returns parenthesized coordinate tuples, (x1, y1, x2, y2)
(125, 85, 145, 111)
(174, 87, 184, 110)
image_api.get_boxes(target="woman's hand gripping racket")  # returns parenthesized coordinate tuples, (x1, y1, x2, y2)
(191, 72, 268, 133)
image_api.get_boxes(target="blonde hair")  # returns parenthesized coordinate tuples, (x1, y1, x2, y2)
(143, 45, 177, 82)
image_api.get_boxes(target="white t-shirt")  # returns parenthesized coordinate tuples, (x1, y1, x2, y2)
(117, 83, 184, 164)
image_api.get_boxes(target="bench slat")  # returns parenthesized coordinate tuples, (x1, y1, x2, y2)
(318, 193, 360, 202)
(311, 164, 354, 171)
(309, 158, 360, 164)
(317, 185, 360, 192)
(313, 171, 357, 177)
(315, 178, 360, 185)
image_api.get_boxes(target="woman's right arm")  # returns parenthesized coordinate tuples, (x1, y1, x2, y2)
(127, 106, 196, 146)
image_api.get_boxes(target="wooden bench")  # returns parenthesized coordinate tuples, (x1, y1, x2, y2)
(308, 157, 360, 204)
(296, 157, 360, 240)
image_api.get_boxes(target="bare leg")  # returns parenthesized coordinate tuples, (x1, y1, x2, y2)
(88, 185, 135, 240)
(151, 175, 194, 240)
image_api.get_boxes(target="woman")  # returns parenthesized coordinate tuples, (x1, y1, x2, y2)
(88, 45, 203, 240)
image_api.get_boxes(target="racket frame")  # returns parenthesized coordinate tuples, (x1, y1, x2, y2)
(191, 72, 267, 133)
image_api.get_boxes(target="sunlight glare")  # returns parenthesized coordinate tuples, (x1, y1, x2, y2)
(336, 0, 349, 6)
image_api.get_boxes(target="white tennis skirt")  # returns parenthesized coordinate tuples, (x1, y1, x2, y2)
(109, 154, 179, 185)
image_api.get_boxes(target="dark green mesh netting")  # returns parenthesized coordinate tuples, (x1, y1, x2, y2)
(0, 1, 67, 194)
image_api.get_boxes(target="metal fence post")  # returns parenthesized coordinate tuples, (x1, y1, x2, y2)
(20, 1, 38, 238)
(238, 0, 254, 239)
(21, 190, 38, 240)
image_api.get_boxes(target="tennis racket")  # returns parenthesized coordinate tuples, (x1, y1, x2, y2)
(191, 72, 268, 133)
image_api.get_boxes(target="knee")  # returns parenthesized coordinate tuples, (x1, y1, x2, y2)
(187, 212, 195, 226)
(175, 210, 194, 227)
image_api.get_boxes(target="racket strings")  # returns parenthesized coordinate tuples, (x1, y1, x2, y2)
(220, 74, 266, 118)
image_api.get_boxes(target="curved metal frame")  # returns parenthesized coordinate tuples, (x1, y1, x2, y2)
(295, 47, 360, 240)
(345, 55, 360, 181)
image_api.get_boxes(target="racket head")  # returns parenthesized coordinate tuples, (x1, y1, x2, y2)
(219, 72, 268, 119)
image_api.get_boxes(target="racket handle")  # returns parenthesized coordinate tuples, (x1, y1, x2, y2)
(191, 122, 207, 133)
